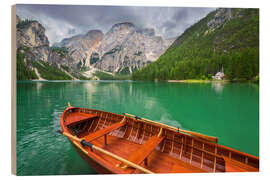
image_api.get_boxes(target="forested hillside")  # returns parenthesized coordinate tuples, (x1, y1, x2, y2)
(132, 8, 259, 81)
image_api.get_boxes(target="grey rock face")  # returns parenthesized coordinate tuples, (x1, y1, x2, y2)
(207, 8, 233, 30)
(16, 19, 50, 62)
(56, 30, 104, 68)
(55, 22, 175, 74)
(95, 22, 136, 58)
(16, 15, 79, 76)
(48, 50, 74, 68)
(93, 22, 175, 73)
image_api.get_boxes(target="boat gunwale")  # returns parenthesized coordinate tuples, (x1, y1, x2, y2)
(59, 106, 259, 173)
(60, 106, 130, 174)
(72, 139, 129, 174)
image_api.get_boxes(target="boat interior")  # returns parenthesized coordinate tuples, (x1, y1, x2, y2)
(62, 107, 259, 173)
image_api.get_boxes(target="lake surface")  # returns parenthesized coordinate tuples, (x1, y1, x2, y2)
(16, 81, 259, 175)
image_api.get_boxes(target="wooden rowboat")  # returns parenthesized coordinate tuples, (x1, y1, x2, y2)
(58, 104, 259, 174)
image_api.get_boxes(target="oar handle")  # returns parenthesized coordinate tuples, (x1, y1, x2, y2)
(123, 113, 218, 143)
(57, 130, 154, 174)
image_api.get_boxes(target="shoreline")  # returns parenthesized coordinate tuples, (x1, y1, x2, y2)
(168, 79, 227, 83)
(167, 79, 258, 83)
(16, 79, 258, 84)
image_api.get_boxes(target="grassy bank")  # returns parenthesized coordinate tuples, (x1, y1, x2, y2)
(168, 79, 212, 83)
(94, 71, 131, 80)
(168, 78, 259, 83)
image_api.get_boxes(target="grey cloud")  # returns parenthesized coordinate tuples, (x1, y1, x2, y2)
(68, 28, 76, 35)
(16, 4, 215, 45)
(172, 9, 190, 21)
(163, 21, 177, 29)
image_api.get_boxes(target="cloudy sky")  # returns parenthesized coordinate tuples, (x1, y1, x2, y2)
(16, 4, 215, 45)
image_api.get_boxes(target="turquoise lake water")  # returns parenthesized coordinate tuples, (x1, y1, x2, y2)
(16, 81, 259, 175)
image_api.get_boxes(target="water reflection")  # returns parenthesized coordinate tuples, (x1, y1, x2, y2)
(160, 113, 182, 129)
(36, 82, 43, 94)
(78, 81, 183, 128)
(211, 82, 225, 94)
(16, 81, 259, 175)
(144, 98, 155, 110)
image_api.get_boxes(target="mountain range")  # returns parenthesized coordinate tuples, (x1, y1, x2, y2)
(16, 8, 259, 81)
(16, 15, 175, 80)
(132, 8, 259, 81)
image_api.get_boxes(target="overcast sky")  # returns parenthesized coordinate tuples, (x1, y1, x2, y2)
(16, 4, 215, 45)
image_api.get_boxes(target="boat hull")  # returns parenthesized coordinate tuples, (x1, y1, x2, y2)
(70, 140, 113, 174)
(60, 106, 259, 174)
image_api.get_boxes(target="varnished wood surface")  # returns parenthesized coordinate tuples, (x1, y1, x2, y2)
(121, 135, 164, 166)
(124, 113, 218, 143)
(223, 157, 259, 172)
(89, 135, 205, 173)
(84, 122, 126, 142)
(65, 112, 97, 126)
(60, 107, 259, 174)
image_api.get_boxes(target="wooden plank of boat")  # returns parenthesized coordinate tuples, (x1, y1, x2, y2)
(59, 105, 259, 174)
(123, 113, 218, 143)
(119, 134, 165, 169)
(65, 112, 97, 126)
(57, 130, 154, 174)
(84, 121, 126, 142)
(223, 157, 259, 172)
(171, 162, 206, 173)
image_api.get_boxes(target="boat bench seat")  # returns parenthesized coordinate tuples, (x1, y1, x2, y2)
(84, 121, 126, 142)
(171, 162, 206, 173)
(223, 157, 258, 172)
(120, 135, 164, 168)
(65, 112, 98, 126)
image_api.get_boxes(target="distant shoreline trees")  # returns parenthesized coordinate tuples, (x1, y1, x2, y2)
(132, 48, 259, 81)
(132, 8, 259, 81)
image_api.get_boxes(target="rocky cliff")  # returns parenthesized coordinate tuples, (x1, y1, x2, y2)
(93, 23, 173, 73)
(16, 15, 78, 80)
(16, 15, 50, 62)
(16, 15, 175, 80)
(57, 22, 175, 74)
(94, 23, 175, 74)
(55, 30, 104, 68)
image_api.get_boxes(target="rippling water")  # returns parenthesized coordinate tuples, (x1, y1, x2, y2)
(16, 81, 259, 175)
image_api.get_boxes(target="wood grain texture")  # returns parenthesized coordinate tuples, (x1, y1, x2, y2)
(59, 107, 259, 174)
(65, 112, 97, 126)
(84, 122, 126, 142)
(120, 135, 164, 167)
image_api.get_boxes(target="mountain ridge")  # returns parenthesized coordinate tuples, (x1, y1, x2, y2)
(56, 21, 175, 74)
(16, 15, 81, 80)
(16, 16, 174, 80)
(132, 8, 259, 81)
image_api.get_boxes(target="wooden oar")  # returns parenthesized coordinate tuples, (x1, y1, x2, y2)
(123, 113, 218, 143)
(57, 130, 154, 174)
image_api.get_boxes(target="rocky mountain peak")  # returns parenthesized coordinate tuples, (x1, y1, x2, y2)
(17, 19, 49, 48)
(52, 21, 175, 75)
(107, 22, 136, 37)
(111, 22, 135, 30)
(85, 30, 104, 39)
(16, 16, 50, 62)
(93, 23, 175, 74)
(55, 29, 104, 68)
